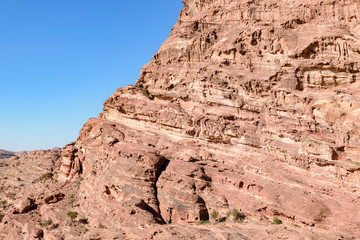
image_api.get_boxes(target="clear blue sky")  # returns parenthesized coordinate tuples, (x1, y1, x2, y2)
(0, 1, 183, 151)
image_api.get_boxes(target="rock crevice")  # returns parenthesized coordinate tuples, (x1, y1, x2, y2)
(153, 157, 170, 224)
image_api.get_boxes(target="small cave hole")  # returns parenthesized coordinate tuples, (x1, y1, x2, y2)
(104, 186, 111, 195)
(337, 146, 345, 152)
(331, 151, 339, 160)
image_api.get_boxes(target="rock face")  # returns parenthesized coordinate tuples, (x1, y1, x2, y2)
(2, 0, 360, 239)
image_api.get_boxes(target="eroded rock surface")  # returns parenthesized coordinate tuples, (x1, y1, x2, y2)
(1, 0, 360, 239)
(0, 149, 60, 238)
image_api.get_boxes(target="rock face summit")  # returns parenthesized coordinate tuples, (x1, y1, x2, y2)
(1, 0, 360, 239)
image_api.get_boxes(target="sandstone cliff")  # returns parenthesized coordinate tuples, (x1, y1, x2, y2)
(1, 0, 360, 239)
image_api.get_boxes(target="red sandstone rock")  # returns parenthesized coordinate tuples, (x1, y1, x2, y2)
(32, 228, 43, 239)
(13, 197, 37, 213)
(2, 0, 360, 239)
(44, 193, 65, 204)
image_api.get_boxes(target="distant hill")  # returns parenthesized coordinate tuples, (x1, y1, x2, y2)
(0, 149, 15, 159)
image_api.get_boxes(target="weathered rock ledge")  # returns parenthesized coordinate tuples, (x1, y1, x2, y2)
(1, 0, 360, 239)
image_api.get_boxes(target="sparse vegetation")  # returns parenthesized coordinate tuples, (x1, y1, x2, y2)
(165, 156, 174, 160)
(7, 192, 16, 200)
(210, 209, 219, 220)
(346, 159, 360, 166)
(235, 165, 245, 171)
(40, 218, 53, 227)
(226, 208, 245, 222)
(69, 198, 75, 207)
(198, 220, 210, 225)
(33, 172, 53, 183)
(249, 7, 257, 18)
(68, 194, 75, 206)
(98, 223, 106, 228)
(293, 179, 304, 184)
(272, 216, 282, 224)
(67, 211, 78, 220)
(0, 213, 4, 222)
(74, 177, 83, 187)
(141, 86, 154, 100)
(76, 224, 90, 236)
(0, 200, 7, 206)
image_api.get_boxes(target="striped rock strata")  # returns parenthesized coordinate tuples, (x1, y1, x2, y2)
(2, 0, 360, 239)
(58, 0, 360, 238)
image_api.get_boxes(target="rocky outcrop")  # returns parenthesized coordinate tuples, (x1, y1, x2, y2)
(44, 193, 65, 204)
(2, 0, 360, 239)
(56, 0, 360, 238)
(13, 197, 37, 214)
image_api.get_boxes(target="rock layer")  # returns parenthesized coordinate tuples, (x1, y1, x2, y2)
(2, 0, 360, 239)
(59, 0, 360, 238)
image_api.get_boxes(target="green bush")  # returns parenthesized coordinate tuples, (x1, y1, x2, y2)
(98, 223, 106, 228)
(141, 87, 154, 100)
(0, 213, 4, 222)
(210, 210, 219, 219)
(67, 211, 78, 220)
(272, 216, 282, 224)
(33, 172, 53, 183)
(41, 219, 53, 227)
(7, 192, 16, 200)
(198, 220, 210, 225)
(226, 208, 245, 222)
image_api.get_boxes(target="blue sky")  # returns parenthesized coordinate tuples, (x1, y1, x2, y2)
(0, 1, 183, 151)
